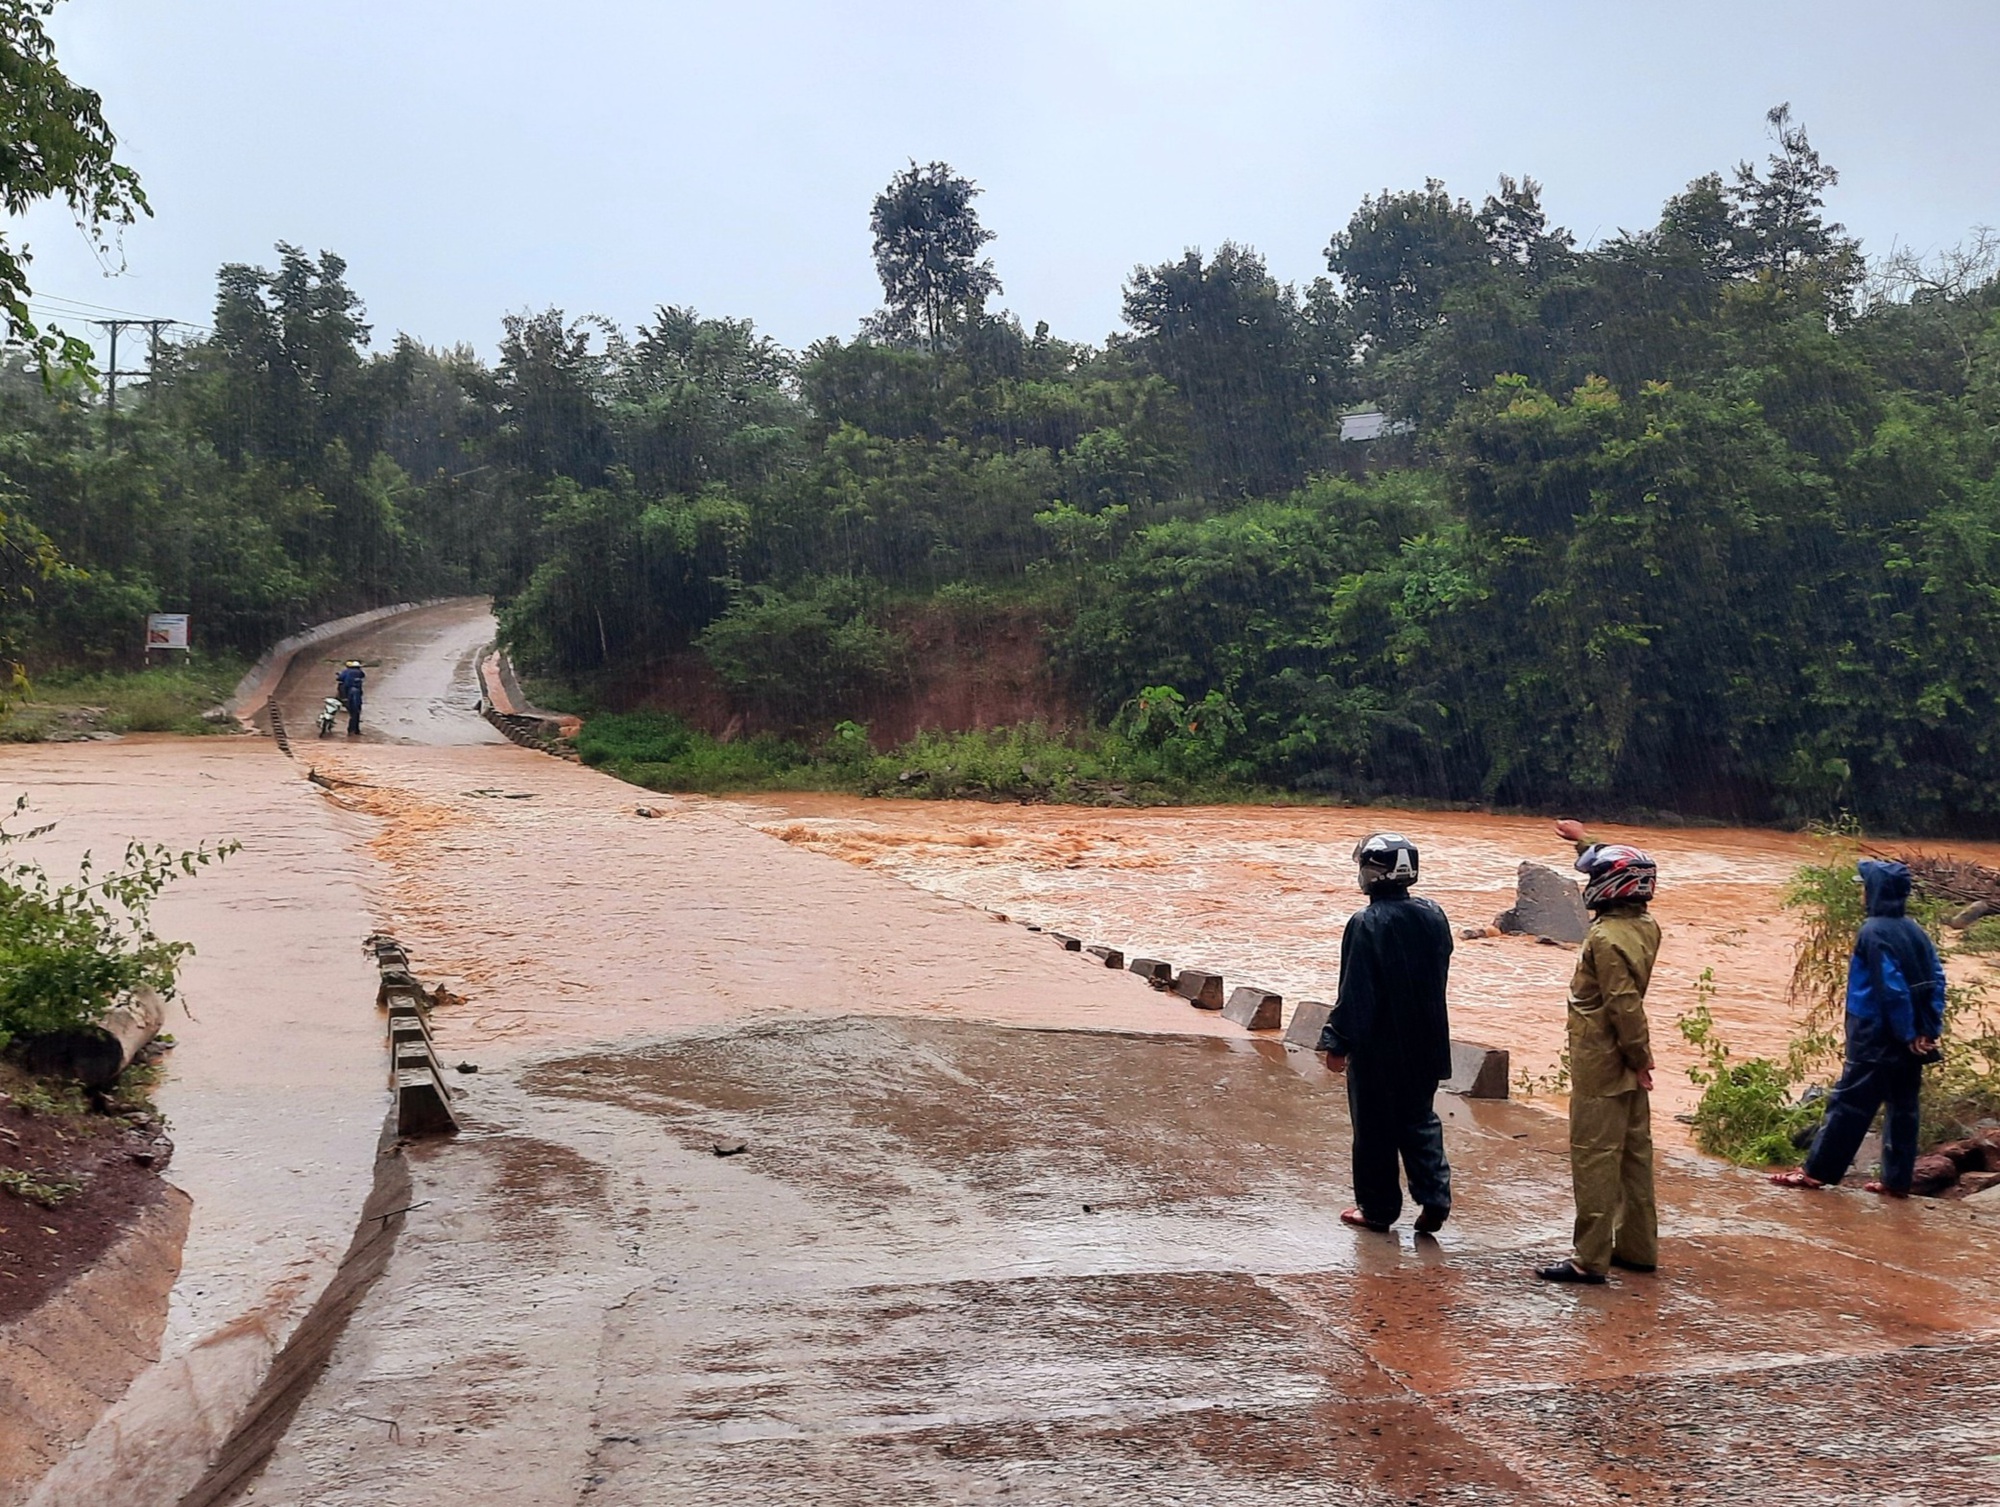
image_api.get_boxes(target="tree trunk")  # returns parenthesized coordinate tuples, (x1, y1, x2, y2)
(19, 988, 167, 1089)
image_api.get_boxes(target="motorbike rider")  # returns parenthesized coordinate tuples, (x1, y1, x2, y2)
(1317, 832, 1456, 1234)
(335, 659, 366, 736)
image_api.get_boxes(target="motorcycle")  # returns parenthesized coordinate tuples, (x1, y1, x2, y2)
(318, 695, 343, 737)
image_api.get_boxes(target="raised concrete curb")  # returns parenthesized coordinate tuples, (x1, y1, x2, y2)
(475, 648, 581, 754)
(1222, 986, 1283, 1031)
(0, 1187, 191, 1507)
(369, 936, 459, 1138)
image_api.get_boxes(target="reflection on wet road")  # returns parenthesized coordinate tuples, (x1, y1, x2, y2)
(261, 1015, 2000, 1505)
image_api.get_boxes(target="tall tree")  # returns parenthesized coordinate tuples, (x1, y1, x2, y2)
(1122, 243, 1330, 496)
(0, 0, 148, 377)
(869, 161, 1001, 355)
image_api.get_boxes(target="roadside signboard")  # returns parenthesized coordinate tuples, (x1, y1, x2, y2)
(145, 613, 190, 652)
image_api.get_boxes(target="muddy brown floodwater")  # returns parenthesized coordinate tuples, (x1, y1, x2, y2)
(21, 599, 2000, 1506)
(724, 795, 2000, 1119)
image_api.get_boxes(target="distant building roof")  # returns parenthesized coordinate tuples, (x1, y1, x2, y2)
(1339, 409, 1408, 442)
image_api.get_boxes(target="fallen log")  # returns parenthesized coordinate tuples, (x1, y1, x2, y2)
(18, 988, 167, 1090)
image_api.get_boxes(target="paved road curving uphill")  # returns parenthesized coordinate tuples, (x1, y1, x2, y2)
(273, 597, 504, 748)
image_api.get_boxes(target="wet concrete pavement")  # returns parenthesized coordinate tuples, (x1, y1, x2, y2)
(272, 597, 504, 749)
(231, 602, 2000, 1504)
(17, 599, 2000, 1504)
(0, 738, 385, 1506)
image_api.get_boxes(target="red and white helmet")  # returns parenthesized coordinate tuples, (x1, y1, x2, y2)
(1574, 844, 1657, 909)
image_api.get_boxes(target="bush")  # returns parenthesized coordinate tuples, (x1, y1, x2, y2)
(1676, 971, 1821, 1166)
(697, 578, 908, 727)
(0, 800, 235, 1051)
(574, 710, 818, 793)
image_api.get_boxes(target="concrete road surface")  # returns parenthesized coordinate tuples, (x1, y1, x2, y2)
(26, 600, 2000, 1506)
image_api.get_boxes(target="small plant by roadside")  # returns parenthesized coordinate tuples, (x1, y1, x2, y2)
(0, 797, 236, 1051)
(1676, 968, 1820, 1166)
(0, 1165, 83, 1207)
(1515, 1047, 1571, 1099)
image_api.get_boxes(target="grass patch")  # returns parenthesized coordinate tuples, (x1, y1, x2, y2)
(0, 658, 247, 741)
(571, 711, 1235, 804)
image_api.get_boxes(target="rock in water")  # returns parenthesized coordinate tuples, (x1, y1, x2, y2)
(1494, 862, 1589, 944)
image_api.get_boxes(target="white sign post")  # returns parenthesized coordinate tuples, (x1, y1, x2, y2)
(144, 613, 190, 655)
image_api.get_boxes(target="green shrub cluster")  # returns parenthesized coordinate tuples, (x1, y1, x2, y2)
(0, 800, 234, 1052)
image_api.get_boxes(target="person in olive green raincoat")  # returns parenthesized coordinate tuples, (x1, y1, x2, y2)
(1537, 820, 1662, 1285)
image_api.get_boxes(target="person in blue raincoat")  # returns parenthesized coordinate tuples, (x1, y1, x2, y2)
(335, 659, 366, 736)
(1771, 859, 1944, 1197)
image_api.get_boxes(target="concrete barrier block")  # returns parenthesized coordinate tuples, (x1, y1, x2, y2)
(396, 1067, 459, 1136)
(1174, 969, 1225, 1009)
(1085, 945, 1124, 969)
(1284, 1000, 1335, 1049)
(1128, 958, 1173, 985)
(1445, 1040, 1510, 1099)
(387, 1011, 432, 1050)
(1223, 986, 1283, 1031)
(1050, 932, 1083, 951)
(377, 968, 423, 1008)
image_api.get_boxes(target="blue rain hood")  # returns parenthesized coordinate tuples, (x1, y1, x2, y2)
(1845, 859, 1942, 1058)
(1859, 859, 1912, 918)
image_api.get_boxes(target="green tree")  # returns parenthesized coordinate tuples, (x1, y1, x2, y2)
(1121, 243, 1332, 496)
(0, 0, 148, 377)
(869, 161, 1002, 355)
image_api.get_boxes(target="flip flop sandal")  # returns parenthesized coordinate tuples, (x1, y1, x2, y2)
(1414, 1205, 1448, 1234)
(1340, 1207, 1391, 1232)
(1535, 1261, 1607, 1285)
(1768, 1170, 1824, 1189)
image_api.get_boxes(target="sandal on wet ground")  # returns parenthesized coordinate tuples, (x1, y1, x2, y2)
(1535, 1260, 1607, 1285)
(1414, 1205, 1448, 1234)
(1768, 1170, 1824, 1189)
(1340, 1207, 1392, 1232)
(1863, 1181, 1911, 1198)
(1609, 1254, 1656, 1273)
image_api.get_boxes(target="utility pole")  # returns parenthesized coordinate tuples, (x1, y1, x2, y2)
(94, 318, 175, 414)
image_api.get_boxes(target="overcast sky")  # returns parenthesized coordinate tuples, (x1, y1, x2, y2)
(19, 0, 2000, 362)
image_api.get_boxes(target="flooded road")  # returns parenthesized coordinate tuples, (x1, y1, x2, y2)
(719, 797, 1845, 1116)
(21, 599, 2000, 1505)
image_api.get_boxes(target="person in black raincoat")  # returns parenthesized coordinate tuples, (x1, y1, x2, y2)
(1317, 832, 1455, 1233)
(1772, 858, 1944, 1197)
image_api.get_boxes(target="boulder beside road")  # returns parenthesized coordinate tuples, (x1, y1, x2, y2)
(1494, 861, 1589, 944)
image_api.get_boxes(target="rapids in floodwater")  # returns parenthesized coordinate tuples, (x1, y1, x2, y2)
(718, 793, 2000, 1117)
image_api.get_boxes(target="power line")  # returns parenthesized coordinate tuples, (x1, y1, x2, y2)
(27, 299, 215, 337)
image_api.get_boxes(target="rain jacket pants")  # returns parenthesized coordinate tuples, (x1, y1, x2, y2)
(1565, 899, 1661, 1274)
(1802, 860, 1944, 1192)
(336, 667, 365, 735)
(1317, 885, 1455, 1225)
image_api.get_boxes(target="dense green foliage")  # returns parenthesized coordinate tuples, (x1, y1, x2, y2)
(573, 708, 1239, 804)
(5, 105, 2000, 831)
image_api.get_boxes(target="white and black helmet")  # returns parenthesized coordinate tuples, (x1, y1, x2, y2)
(1354, 832, 1420, 892)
